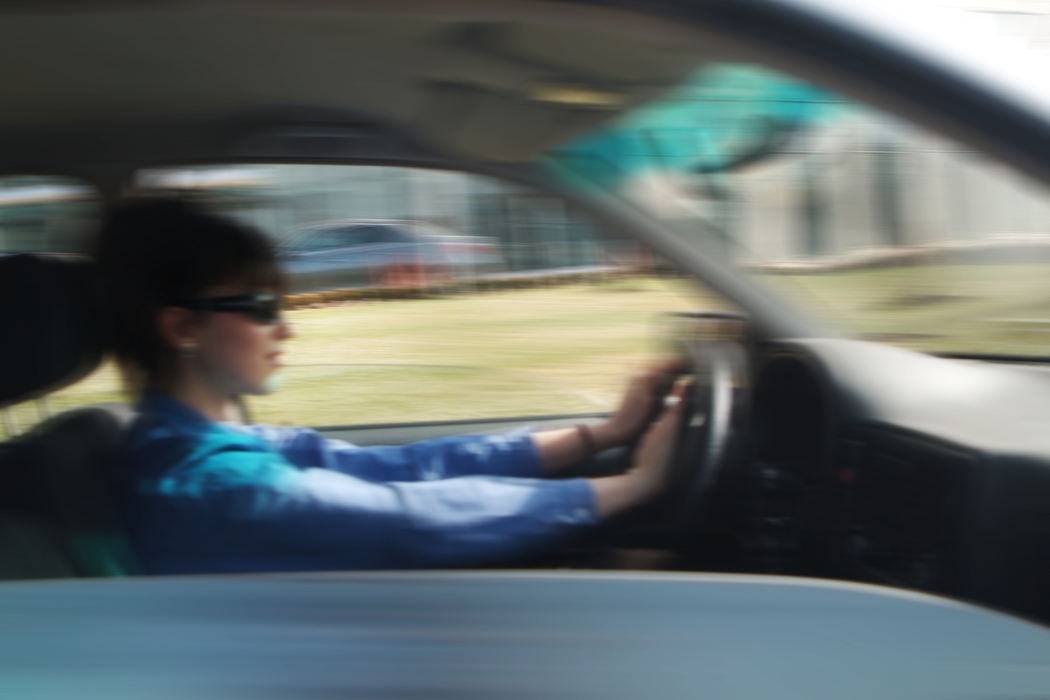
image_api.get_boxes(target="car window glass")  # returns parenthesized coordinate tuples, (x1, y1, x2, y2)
(1, 362, 126, 441)
(0, 176, 98, 255)
(129, 164, 727, 428)
(344, 226, 389, 246)
(11, 165, 717, 438)
(549, 61, 1050, 359)
(300, 229, 349, 251)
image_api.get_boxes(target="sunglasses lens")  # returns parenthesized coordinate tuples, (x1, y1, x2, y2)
(251, 298, 281, 324)
(180, 293, 281, 323)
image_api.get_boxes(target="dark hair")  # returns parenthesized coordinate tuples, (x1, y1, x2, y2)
(93, 198, 283, 392)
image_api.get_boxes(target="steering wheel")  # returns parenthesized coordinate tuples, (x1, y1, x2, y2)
(663, 312, 749, 530)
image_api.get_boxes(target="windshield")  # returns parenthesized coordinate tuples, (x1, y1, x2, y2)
(548, 61, 1050, 358)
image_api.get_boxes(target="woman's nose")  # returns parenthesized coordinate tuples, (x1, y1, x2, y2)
(276, 318, 295, 340)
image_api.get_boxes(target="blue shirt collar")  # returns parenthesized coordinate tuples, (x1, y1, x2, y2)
(137, 390, 221, 435)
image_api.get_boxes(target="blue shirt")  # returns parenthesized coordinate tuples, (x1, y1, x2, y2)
(115, 392, 599, 574)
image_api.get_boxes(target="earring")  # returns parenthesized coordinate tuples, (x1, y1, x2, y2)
(179, 344, 197, 360)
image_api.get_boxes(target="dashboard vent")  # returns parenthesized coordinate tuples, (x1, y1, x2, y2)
(836, 426, 979, 594)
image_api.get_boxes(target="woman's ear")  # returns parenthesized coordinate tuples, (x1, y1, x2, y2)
(156, 306, 201, 352)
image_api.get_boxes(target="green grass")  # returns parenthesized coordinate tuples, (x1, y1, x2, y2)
(762, 262, 1050, 356)
(248, 277, 719, 426)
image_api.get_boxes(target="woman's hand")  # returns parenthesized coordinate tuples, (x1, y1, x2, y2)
(531, 360, 686, 473)
(590, 361, 685, 451)
(590, 379, 687, 518)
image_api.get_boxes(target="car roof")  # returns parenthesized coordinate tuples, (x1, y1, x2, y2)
(284, 219, 424, 245)
(4, 0, 1050, 193)
(0, 1, 706, 184)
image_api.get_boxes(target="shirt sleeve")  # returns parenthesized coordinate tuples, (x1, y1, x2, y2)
(233, 424, 544, 482)
(154, 448, 597, 570)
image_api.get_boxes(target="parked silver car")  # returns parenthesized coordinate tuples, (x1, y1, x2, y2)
(280, 219, 503, 292)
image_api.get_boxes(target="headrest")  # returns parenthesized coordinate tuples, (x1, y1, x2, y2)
(0, 254, 103, 408)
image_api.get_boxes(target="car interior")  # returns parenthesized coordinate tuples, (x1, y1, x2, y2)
(5, 0, 1050, 631)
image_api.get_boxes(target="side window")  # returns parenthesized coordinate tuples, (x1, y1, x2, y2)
(0, 176, 97, 255)
(137, 164, 730, 428)
(337, 226, 382, 246)
(299, 230, 345, 251)
(354, 226, 393, 245)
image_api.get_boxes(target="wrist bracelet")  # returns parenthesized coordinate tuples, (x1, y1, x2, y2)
(575, 423, 598, 458)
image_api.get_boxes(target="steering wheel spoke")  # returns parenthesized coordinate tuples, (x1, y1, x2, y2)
(662, 312, 751, 537)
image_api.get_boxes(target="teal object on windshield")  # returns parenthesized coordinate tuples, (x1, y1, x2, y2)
(547, 64, 847, 191)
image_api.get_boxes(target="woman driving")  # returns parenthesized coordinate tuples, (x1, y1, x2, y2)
(95, 199, 684, 574)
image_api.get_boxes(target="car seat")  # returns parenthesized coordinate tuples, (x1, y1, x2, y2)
(0, 254, 138, 579)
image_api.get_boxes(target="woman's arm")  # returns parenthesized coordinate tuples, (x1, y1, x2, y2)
(241, 423, 545, 482)
(137, 450, 599, 572)
(140, 402, 679, 574)
(131, 385, 683, 574)
(239, 363, 681, 482)
(589, 382, 684, 517)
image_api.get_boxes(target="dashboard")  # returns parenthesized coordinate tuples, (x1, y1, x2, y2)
(321, 335, 1050, 622)
(723, 338, 1050, 622)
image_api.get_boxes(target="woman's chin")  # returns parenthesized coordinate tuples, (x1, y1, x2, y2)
(235, 379, 279, 397)
(261, 372, 284, 393)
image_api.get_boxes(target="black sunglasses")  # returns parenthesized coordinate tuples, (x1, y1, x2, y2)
(175, 291, 283, 324)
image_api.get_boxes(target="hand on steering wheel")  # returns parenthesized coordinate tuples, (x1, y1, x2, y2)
(590, 380, 688, 519)
(584, 313, 746, 528)
(628, 312, 747, 529)
(629, 379, 690, 494)
(669, 339, 745, 527)
(596, 361, 687, 448)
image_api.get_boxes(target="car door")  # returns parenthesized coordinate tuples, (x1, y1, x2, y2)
(342, 224, 420, 284)
(282, 225, 364, 291)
